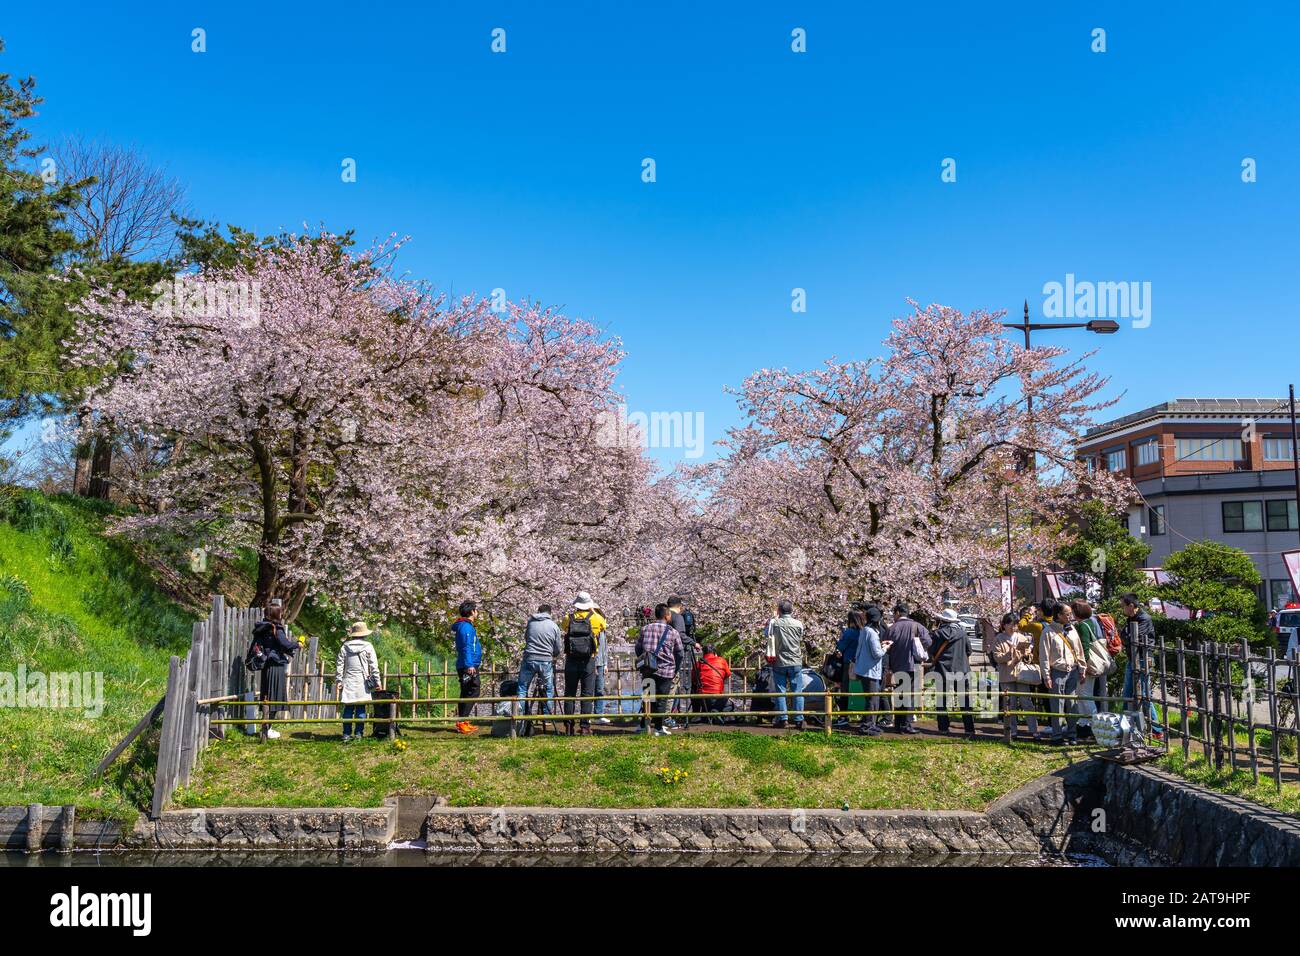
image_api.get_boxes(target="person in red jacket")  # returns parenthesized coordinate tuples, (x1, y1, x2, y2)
(694, 645, 732, 723)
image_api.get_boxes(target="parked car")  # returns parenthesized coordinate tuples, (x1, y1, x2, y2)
(1273, 608, 1300, 657)
(958, 614, 982, 654)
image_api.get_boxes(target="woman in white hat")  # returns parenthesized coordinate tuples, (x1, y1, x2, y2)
(336, 622, 381, 742)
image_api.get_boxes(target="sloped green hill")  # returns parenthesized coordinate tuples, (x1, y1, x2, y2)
(0, 489, 446, 816)
(0, 491, 194, 815)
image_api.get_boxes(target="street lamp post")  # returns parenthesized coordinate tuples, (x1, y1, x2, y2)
(1003, 300, 1120, 603)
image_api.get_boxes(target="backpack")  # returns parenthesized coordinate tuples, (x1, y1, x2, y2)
(244, 637, 268, 672)
(682, 608, 696, 638)
(369, 688, 401, 739)
(1097, 613, 1122, 655)
(821, 651, 844, 683)
(636, 627, 668, 676)
(566, 612, 595, 657)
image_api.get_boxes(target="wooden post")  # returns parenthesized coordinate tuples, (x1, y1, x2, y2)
(208, 609, 225, 740)
(1226, 644, 1238, 772)
(1244, 636, 1259, 785)
(1199, 643, 1211, 764)
(1209, 643, 1222, 770)
(1156, 636, 1169, 753)
(1266, 646, 1282, 792)
(1176, 639, 1190, 763)
(58, 805, 75, 853)
(25, 804, 43, 853)
(509, 697, 517, 739)
(824, 687, 832, 738)
(151, 655, 184, 818)
(1003, 677, 1013, 745)
(306, 635, 319, 722)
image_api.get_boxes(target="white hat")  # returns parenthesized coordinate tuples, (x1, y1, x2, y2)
(939, 608, 961, 623)
(347, 621, 373, 638)
(573, 591, 596, 611)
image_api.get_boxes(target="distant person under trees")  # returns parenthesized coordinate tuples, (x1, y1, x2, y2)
(452, 601, 481, 733)
(254, 599, 297, 739)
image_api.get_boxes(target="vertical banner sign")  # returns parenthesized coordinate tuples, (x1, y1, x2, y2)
(976, 576, 1013, 614)
(1283, 551, 1300, 602)
(1141, 567, 1196, 620)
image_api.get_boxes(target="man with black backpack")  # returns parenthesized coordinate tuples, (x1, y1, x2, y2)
(667, 596, 698, 725)
(559, 591, 606, 735)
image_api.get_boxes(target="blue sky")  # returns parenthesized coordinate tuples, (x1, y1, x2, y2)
(4, 1, 1299, 463)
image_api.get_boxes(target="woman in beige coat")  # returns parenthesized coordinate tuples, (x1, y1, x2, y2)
(336, 622, 381, 742)
(1038, 604, 1086, 744)
(988, 613, 1039, 738)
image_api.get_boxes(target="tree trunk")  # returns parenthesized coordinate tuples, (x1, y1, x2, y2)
(86, 433, 114, 500)
(72, 410, 93, 496)
(251, 437, 280, 610)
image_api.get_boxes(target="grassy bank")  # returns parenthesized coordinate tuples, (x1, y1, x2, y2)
(1161, 749, 1300, 816)
(0, 489, 453, 816)
(0, 492, 194, 816)
(177, 727, 1073, 810)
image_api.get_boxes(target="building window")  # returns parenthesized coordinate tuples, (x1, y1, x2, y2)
(1266, 499, 1298, 532)
(1223, 500, 1264, 533)
(1148, 505, 1165, 535)
(1176, 437, 1242, 462)
(1135, 440, 1160, 466)
(1264, 438, 1296, 461)
(1105, 447, 1127, 471)
(1271, 579, 1296, 609)
(1179, 436, 1242, 461)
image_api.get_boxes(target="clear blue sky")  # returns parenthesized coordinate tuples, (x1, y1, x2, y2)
(5, 1, 1299, 463)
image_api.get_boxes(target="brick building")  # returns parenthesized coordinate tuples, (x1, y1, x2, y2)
(1077, 398, 1300, 608)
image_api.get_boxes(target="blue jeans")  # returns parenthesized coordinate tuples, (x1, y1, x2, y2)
(773, 665, 804, 723)
(341, 703, 366, 738)
(518, 658, 555, 715)
(593, 661, 607, 715)
(1122, 661, 1162, 732)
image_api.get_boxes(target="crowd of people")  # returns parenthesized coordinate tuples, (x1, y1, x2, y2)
(251, 588, 1162, 745)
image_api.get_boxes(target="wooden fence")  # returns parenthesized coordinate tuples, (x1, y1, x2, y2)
(150, 595, 265, 816)
(1133, 628, 1300, 791)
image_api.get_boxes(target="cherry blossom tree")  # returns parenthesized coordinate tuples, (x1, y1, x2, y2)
(677, 301, 1135, 646)
(70, 233, 676, 631)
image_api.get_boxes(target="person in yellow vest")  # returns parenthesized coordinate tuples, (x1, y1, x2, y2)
(558, 592, 608, 735)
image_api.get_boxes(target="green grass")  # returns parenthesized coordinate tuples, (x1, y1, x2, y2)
(0, 488, 1074, 818)
(0, 488, 455, 817)
(177, 727, 1073, 811)
(1161, 749, 1300, 816)
(0, 491, 196, 816)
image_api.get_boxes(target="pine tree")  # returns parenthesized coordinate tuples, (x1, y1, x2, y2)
(0, 38, 85, 431)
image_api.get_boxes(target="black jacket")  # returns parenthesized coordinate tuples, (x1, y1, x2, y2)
(254, 620, 297, 667)
(1124, 610, 1155, 658)
(885, 619, 931, 673)
(929, 621, 971, 674)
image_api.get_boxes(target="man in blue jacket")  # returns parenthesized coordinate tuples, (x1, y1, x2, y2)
(452, 600, 482, 728)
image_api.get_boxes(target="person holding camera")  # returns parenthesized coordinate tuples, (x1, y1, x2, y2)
(336, 621, 381, 742)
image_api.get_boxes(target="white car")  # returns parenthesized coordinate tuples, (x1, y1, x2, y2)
(1274, 609, 1300, 659)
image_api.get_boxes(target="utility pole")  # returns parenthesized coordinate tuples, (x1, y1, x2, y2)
(1290, 384, 1300, 552)
(1002, 301, 1119, 605)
